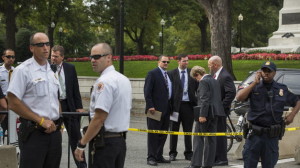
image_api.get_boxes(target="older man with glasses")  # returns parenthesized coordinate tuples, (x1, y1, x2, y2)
(0, 49, 15, 138)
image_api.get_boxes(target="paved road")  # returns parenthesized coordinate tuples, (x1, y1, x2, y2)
(60, 114, 299, 168)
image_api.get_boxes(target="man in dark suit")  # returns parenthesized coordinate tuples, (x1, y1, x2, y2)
(208, 55, 236, 166)
(144, 55, 172, 166)
(51, 45, 87, 168)
(168, 54, 198, 161)
(185, 66, 225, 168)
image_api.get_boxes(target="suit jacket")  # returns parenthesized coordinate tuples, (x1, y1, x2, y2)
(168, 68, 197, 112)
(197, 75, 225, 118)
(217, 68, 236, 115)
(144, 67, 171, 117)
(62, 62, 83, 112)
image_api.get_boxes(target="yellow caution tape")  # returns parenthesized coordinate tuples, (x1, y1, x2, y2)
(128, 126, 300, 136)
(285, 127, 300, 131)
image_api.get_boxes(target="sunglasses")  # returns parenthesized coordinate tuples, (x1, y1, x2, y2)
(31, 42, 50, 47)
(5, 55, 15, 59)
(89, 54, 109, 60)
(161, 61, 170, 64)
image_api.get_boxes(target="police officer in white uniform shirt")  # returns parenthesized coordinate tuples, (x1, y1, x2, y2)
(7, 32, 62, 168)
(74, 43, 132, 168)
(0, 49, 15, 135)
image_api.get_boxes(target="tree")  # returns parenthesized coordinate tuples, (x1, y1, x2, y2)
(197, 0, 234, 77)
(0, 0, 32, 50)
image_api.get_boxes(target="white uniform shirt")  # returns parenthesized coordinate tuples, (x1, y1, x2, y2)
(89, 65, 132, 132)
(7, 57, 60, 120)
(0, 64, 15, 95)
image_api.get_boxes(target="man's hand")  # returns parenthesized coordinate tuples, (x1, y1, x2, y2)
(199, 117, 207, 123)
(76, 109, 85, 113)
(254, 71, 262, 84)
(148, 108, 156, 115)
(41, 119, 57, 133)
(74, 148, 85, 162)
(285, 113, 296, 125)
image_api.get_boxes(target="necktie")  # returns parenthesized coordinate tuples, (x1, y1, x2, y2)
(181, 71, 185, 88)
(58, 65, 66, 99)
(164, 71, 169, 92)
(213, 74, 216, 79)
(8, 69, 13, 82)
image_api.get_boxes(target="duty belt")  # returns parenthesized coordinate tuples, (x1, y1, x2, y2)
(104, 132, 126, 138)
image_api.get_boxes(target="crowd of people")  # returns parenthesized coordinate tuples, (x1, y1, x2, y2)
(0, 31, 299, 168)
(144, 55, 300, 168)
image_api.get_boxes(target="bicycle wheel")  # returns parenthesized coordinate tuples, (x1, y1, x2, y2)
(226, 123, 234, 152)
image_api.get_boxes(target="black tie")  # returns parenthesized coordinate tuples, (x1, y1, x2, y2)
(181, 71, 185, 88)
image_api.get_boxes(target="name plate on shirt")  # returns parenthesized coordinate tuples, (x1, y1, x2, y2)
(146, 110, 162, 121)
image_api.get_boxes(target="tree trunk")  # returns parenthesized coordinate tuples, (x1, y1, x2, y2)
(137, 38, 144, 55)
(5, 2, 16, 50)
(197, 0, 235, 79)
(197, 16, 209, 53)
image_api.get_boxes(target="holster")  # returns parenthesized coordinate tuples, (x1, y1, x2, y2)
(18, 121, 36, 142)
(243, 122, 249, 139)
(82, 126, 105, 149)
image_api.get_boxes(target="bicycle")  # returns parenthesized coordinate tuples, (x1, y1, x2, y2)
(226, 101, 249, 152)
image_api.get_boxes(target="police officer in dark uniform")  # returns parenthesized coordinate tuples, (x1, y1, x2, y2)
(236, 61, 300, 168)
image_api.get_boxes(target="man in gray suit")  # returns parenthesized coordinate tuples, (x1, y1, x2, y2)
(185, 66, 225, 168)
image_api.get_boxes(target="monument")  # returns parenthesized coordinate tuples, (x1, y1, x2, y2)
(247, 0, 300, 53)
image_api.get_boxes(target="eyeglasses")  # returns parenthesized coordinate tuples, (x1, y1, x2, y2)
(5, 55, 15, 59)
(89, 54, 109, 60)
(161, 61, 170, 64)
(31, 42, 50, 47)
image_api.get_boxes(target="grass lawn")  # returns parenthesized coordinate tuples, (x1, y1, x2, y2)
(71, 60, 300, 81)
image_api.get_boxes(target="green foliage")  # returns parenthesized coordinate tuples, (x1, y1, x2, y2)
(15, 28, 32, 62)
(232, 0, 283, 48)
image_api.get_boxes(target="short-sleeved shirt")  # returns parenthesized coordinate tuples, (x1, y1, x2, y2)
(7, 57, 60, 120)
(0, 64, 15, 95)
(246, 80, 299, 126)
(89, 65, 132, 132)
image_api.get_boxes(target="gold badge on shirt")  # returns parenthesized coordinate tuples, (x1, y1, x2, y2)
(279, 89, 284, 96)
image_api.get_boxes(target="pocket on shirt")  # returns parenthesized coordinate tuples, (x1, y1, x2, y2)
(34, 80, 47, 96)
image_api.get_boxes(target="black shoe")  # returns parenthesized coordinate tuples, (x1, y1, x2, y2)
(184, 166, 200, 168)
(185, 154, 192, 161)
(147, 159, 158, 166)
(169, 154, 176, 161)
(214, 161, 228, 166)
(157, 157, 171, 163)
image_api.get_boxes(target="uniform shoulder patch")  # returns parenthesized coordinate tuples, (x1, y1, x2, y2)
(97, 82, 105, 92)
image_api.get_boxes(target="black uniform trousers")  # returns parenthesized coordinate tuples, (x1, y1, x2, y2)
(92, 136, 126, 168)
(147, 113, 170, 161)
(169, 101, 194, 157)
(60, 99, 87, 168)
(19, 126, 62, 168)
(215, 116, 228, 162)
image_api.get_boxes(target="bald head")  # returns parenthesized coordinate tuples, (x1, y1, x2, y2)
(91, 43, 112, 55)
(208, 55, 223, 74)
